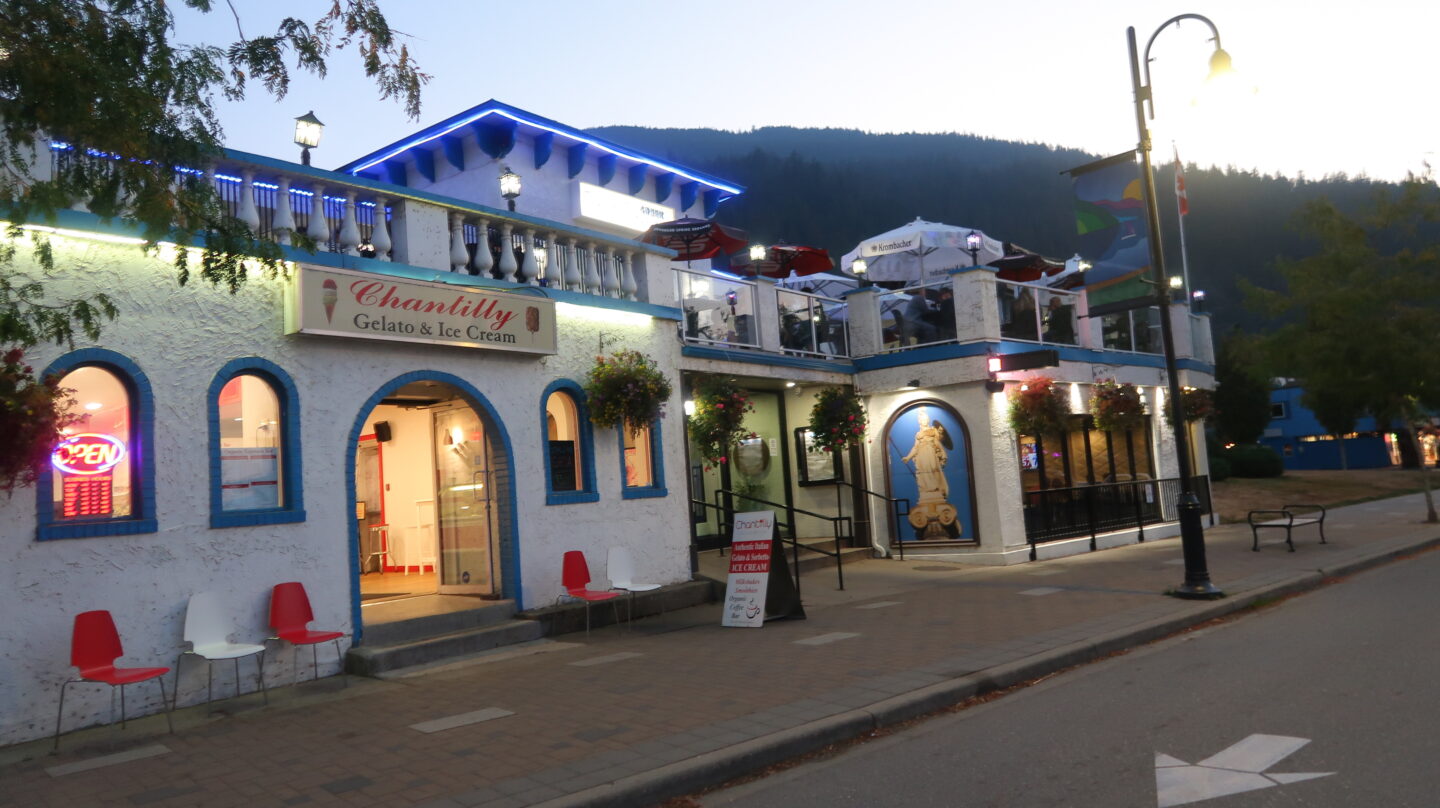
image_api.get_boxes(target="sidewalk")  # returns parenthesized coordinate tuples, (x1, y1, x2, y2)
(6, 493, 1438, 808)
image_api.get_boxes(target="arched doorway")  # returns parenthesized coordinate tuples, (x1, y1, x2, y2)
(345, 372, 517, 641)
(882, 399, 979, 544)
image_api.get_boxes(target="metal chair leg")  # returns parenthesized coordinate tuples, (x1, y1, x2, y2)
(584, 602, 591, 637)
(232, 658, 241, 699)
(54, 680, 75, 752)
(174, 653, 188, 710)
(334, 639, 348, 688)
(119, 683, 127, 729)
(206, 659, 214, 706)
(256, 650, 269, 705)
(158, 676, 174, 735)
(311, 643, 319, 682)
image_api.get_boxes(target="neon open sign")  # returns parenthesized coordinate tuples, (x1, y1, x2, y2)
(52, 433, 127, 475)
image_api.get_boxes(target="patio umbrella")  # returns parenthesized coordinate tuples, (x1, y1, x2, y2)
(776, 270, 857, 299)
(840, 218, 1006, 284)
(735, 244, 833, 279)
(992, 243, 1067, 283)
(640, 217, 747, 262)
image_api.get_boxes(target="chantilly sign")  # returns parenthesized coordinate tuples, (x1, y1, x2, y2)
(285, 265, 557, 355)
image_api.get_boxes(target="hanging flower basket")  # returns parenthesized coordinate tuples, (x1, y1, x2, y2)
(0, 348, 85, 495)
(1007, 376, 1070, 436)
(688, 377, 755, 469)
(583, 349, 673, 436)
(1089, 380, 1146, 433)
(809, 387, 867, 454)
(1164, 386, 1216, 428)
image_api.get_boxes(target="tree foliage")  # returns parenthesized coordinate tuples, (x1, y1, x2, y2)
(1211, 330, 1272, 445)
(0, 0, 427, 347)
(1250, 176, 1440, 518)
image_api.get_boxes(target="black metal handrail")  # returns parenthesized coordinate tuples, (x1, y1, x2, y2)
(704, 488, 850, 595)
(830, 480, 912, 560)
(1022, 475, 1212, 560)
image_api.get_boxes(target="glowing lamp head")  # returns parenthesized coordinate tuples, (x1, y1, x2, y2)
(1192, 289, 1207, 301)
(499, 167, 522, 201)
(1169, 275, 1184, 289)
(293, 111, 323, 149)
(851, 257, 867, 276)
(1078, 260, 1093, 273)
(966, 231, 982, 250)
(1207, 47, 1234, 81)
(683, 399, 697, 417)
(748, 244, 767, 262)
(987, 356, 1002, 375)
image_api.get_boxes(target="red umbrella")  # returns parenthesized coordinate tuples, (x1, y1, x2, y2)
(992, 243, 1066, 283)
(640, 218, 747, 262)
(735, 244, 833, 279)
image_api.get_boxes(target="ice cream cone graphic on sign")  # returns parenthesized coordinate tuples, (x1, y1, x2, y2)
(321, 279, 338, 323)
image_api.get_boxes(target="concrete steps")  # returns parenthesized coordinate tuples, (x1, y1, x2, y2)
(347, 599, 543, 676)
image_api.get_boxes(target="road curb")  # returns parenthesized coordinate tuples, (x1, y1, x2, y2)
(540, 533, 1439, 808)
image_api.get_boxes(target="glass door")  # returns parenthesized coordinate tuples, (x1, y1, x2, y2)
(432, 404, 497, 596)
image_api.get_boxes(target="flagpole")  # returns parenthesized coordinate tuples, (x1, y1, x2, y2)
(1173, 142, 1193, 298)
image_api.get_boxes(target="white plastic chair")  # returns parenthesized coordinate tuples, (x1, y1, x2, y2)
(177, 592, 268, 707)
(607, 547, 663, 626)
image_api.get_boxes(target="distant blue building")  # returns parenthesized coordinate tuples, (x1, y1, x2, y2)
(1259, 385, 1399, 470)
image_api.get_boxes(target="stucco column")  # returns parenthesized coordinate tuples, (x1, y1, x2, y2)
(843, 287, 882, 357)
(273, 177, 295, 246)
(470, 218, 493, 276)
(1190, 312, 1214, 364)
(388, 199, 449, 270)
(370, 197, 391, 260)
(752, 276, 782, 353)
(305, 184, 329, 250)
(949, 266, 1001, 343)
(982, 384, 1031, 553)
(497, 222, 518, 282)
(1167, 301, 1195, 359)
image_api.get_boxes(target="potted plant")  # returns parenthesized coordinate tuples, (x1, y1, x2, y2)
(1164, 386, 1216, 428)
(1, 348, 84, 494)
(1007, 375, 1069, 436)
(1089, 380, 1146, 433)
(808, 387, 867, 454)
(688, 377, 755, 469)
(583, 349, 673, 435)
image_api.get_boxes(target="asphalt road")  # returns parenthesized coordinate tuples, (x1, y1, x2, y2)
(702, 548, 1440, 808)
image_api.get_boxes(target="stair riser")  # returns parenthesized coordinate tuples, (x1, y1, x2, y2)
(362, 603, 516, 646)
(347, 622, 544, 675)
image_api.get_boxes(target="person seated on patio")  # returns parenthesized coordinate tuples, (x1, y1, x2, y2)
(780, 308, 806, 351)
(1011, 288, 1038, 340)
(922, 287, 956, 341)
(904, 290, 938, 344)
(1042, 296, 1075, 344)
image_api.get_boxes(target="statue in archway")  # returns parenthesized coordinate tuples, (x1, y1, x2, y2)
(900, 407, 960, 540)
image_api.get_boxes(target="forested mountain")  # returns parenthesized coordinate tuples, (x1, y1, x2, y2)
(591, 126, 1391, 335)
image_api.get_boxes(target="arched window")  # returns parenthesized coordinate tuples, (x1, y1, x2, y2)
(37, 350, 156, 539)
(620, 419, 667, 499)
(541, 380, 598, 504)
(209, 359, 305, 527)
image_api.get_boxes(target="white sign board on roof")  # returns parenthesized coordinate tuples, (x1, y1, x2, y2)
(574, 182, 674, 234)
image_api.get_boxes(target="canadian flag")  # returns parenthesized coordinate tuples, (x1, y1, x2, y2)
(1174, 147, 1190, 217)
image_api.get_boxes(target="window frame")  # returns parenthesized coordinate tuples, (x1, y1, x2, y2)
(540, 379, 599, 505)
(35, 349, 157, 540)
(618, 417, 667, 500)
(208, 358, 306, 528)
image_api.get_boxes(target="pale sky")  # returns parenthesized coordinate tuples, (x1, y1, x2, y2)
(181, 1, 1436, 182)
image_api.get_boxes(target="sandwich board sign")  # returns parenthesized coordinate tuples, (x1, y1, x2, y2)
(722, 511, 775, 628)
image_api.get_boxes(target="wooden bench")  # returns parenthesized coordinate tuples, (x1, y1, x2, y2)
(1247, 504, 1327, 552)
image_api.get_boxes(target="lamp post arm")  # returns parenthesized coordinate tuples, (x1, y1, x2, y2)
(1140, 13, 1223, 120)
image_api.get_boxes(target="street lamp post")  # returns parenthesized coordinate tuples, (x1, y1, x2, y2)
(293, 111, 323, 167)
(1128, 14, 1232, 599)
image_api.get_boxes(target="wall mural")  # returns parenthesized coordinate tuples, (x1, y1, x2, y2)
(884, 400, 977, 542)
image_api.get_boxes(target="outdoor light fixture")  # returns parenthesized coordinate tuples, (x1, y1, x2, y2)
(1078, 259, 1093, 273)
(1126, 13, 1234, 599)
(965, 230, 982, 266)
(851, 257, 868, 276)
(1191, 288, 1207, 313)
(749, 244, 768, 263)
(683, 400, 696, 417)
(902, 379, 921, 391)
(985, 355, 1006, 393)
(293, 111, 323, 167)
(785, 381, 797, 388)
(1169, 275, 1184, 289)
(499, 166, 522, 211)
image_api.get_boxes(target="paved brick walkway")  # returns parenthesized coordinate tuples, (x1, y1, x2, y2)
(6, 493, 1437, 808)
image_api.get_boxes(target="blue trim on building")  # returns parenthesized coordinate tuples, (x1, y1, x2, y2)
(345, 371, 524, 642)
(680, 344, 856, 374)
(540, 380, 600, 505)
(533, 132, 554, 170)
(36, 349, 158, 540)
(207, 358, 307, 528)
(619, 420, 668, 500)
(853, 340, 1215, 375)
(335, 99, 744, 195)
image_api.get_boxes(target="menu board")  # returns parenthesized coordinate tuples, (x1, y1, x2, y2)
(62, 474, 113, 518)
(548, 440, 578, 491)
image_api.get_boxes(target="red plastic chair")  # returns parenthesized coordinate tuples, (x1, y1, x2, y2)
(55, 610, 173, 751)
(562, 551, 620, 637)
(268, 582, 347, 687)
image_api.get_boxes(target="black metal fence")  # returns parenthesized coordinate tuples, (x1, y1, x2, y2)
(1023, 475, 1212, 558)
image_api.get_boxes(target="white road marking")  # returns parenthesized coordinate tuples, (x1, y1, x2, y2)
(409, 707, 514, 734)
(1155, 734, 1332, 807)
(793, 632, 860, 646)
(1019, 587, 1062, 596)
(46, 744, 170, 777)
(569, 651, 644, 667)
(854, 601, 901, 610)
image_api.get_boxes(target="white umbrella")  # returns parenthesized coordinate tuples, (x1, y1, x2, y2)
(775, 270, 857, 299)
(840, 218, 1006, 284)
